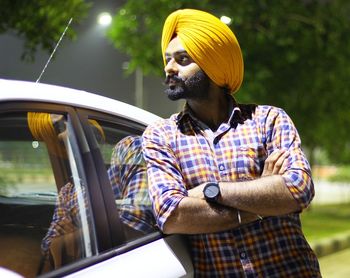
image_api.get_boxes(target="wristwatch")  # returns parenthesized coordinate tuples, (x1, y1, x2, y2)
(203, 182, 220, 203)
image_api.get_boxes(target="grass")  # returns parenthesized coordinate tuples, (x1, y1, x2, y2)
(0, 167, 53, 184)
(0, 167, 52, 176)
(301, 202, 350, 242)
(0, 167, 54, 194)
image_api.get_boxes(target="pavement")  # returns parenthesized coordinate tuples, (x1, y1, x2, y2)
(318, 248, 350, 277)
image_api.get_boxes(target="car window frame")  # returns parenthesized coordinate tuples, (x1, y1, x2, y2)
(76, 108, 162, 244)
(0, 101, 105, 273)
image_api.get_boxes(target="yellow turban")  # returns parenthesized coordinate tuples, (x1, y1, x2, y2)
(161, 9, 244, 94)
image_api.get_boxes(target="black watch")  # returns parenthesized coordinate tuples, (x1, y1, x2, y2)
(203, 182, 220, 203)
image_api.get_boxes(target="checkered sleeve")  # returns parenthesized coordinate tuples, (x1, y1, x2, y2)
(142, 121, 187, 231)
(263, 107, 314, 209)
(109, 136, 157, 233)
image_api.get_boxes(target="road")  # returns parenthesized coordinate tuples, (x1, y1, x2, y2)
(319, 248, 350, 277)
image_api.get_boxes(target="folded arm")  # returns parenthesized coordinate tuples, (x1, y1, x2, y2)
(164, 150, 291, 234)
(188, 149, 301, 216)
(163, 196, 259, 234)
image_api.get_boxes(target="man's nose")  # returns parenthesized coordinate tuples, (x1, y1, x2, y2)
(164, 58, 178, 75)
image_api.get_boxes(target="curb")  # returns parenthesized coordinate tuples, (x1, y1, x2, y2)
(310, 231, 350, 258)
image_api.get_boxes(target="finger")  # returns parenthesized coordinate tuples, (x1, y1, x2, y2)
(55, 223, 65, 235)
(272, 151, 288, 174)
(265, 150, 278, 163)
(63, 217, 78, 233)
(55, 217, 73, 233)
(266, 149, 284, 164)
(272, 149, 286, 160)
(264, 149, 284, 173)
(279, 155, 289, 174)
(264, 152, 278, 171)
(274, 151, 289, 174)
(64, 222, 76, 233)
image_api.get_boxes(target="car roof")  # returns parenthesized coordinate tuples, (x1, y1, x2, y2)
(0, 79, 161, 126)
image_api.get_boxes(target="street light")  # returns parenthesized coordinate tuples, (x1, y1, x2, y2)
(97, 12, 112, 27)
(220, 15, 232, 25)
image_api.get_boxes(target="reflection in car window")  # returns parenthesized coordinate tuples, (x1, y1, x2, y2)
(0, 111, 96, 277)
(89, 119, 158, 241)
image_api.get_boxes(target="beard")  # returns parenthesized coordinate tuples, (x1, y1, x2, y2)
(164, 70, 210, 101)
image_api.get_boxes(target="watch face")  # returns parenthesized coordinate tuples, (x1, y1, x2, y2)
(205, 185, 219, 198)
(204, 183, 220, 201)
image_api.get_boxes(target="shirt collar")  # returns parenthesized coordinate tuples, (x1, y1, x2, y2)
(175, 103, 193, 124)
(175, 94, 241, 128)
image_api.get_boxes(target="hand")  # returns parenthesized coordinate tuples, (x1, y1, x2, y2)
(54, 216, 76, 235)
(49, 228, 81, 268)
(50, 217, 80, 268)
(261, 149, 289, 177)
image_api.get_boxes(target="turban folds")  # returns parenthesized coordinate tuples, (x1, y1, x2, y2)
(161, 9, 244, 94)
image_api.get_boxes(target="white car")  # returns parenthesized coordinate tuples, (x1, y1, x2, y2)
(0, 79, 193, 278)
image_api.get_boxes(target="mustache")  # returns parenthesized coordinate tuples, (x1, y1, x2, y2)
(164, 74, 184, 85)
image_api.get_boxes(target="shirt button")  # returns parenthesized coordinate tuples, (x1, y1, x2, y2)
(240, 252, 246, 259)
(219, 164, 225, 171)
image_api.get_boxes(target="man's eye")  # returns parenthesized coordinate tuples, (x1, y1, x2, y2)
(176, 55, 191, 66)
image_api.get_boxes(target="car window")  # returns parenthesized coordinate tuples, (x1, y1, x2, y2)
(0, 111, 97, 277)
(87, 118, 158, 241)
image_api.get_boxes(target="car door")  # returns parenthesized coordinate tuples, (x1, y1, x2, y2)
(0, 100, 193, 278)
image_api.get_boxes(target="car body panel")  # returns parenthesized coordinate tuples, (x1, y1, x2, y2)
(0, 79, 161, 126)
(67, 237, 190, 278)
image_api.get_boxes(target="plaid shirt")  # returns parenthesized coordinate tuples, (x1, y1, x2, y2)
(142, 101, 321, 277)
(42, 135, 156, 256)
(41, 181, 81, 255)
(107, 135, 156, 233)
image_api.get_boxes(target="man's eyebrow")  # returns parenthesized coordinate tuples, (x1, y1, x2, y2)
(165, 50, 188, 57)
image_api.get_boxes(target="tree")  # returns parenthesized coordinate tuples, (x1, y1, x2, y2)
(0, 0, 91, 61)
(107, 0, 350, 164)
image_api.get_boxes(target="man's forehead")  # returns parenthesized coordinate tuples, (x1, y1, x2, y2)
(165, 36, 186, 55)
(165, 50, 188, 58)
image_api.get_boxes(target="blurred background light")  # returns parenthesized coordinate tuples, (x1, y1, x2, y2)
(220, 15, 232, 25)
(97, 12, 112, 26)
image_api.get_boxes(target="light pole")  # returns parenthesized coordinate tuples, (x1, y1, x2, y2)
(96, 12, 143, 109)
(135, 67, 144, 109)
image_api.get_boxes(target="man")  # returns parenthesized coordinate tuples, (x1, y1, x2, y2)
(142, 9, 321, 277)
